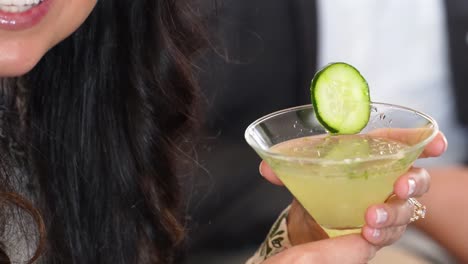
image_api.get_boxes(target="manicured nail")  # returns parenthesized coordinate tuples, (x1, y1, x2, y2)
(408, 178, 416, 196)
(372, 229, 381, 238)
(440, 135, 448, 153)
(376, 208, 388, 224)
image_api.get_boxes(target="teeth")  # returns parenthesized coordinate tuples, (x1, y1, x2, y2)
(0, 5, 29, 12)
(0, 0, 42, 13)
(0, 0, 38, 5)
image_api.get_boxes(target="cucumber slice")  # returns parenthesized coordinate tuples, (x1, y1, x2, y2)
(311, 62, 370, 134)
(322, 136, 371, 179)
(322, 136, 370, 161)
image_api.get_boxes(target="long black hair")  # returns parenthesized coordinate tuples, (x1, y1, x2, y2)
(0, 0, 202, 263)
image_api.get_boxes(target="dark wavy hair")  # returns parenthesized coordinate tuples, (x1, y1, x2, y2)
(0, 0, 202, 263)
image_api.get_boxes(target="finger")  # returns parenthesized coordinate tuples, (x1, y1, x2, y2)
(368, 129, 446, 158)
(259, 161, 284, 186)
(365, 196, 413, 229)
(419, 131, 447, 158)
(362, 225, 406, 247)
(393, 167, 431, 199)
(264, 234, 377, 264)
(288, 199, 328, 245)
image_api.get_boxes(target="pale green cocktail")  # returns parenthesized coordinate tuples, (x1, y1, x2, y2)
(245, 103, 438, 237)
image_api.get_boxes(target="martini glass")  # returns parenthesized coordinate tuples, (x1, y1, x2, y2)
(245, 102, 438, 237)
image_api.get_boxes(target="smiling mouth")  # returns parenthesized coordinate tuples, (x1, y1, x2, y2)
(0, 0, 51, 31)
(0, 0, 44, 13)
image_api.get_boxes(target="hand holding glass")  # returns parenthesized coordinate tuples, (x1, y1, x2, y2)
(245, 103, 438, 237)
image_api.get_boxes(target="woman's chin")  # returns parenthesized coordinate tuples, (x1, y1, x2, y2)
(0, 49, 43, 77)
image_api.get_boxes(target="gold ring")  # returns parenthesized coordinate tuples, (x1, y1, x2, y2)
(408, 198, 426, 222)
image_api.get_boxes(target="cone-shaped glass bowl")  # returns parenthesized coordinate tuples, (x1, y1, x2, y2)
(245, 102, 438, 237)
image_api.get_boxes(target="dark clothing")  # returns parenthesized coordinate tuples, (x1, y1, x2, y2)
(446, 0, 468, 125)
(186, 0, 468, 256)
(186, 0, 318, 252)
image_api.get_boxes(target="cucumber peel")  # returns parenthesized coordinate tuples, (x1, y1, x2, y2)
(311, 62, 370, 134)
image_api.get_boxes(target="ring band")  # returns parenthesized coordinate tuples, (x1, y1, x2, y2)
(408, 198, 426, 222)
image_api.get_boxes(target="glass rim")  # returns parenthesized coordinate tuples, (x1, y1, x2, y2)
(244, 102, 440, 164)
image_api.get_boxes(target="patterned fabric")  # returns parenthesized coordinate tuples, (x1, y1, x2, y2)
(246, 206, 292, 264)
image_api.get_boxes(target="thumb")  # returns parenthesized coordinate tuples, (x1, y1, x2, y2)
(259, 161, 284, 186)
(264, 234, 377, 264)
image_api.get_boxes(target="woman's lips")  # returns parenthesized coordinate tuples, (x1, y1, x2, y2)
(0, 0, 51, 31)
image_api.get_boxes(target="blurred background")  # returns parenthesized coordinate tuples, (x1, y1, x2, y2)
(182, 0, 468, 263)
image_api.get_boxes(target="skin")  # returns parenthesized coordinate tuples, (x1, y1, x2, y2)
(0, 0, 97, 77)
(416, 166, 468, 263)
(1, 3, 463, 262)
(259, 131, 447, 263)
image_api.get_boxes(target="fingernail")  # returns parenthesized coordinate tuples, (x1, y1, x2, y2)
(376, 208, 388, 224)
(408, 178, 416, 196)
(433, 139, 447, 154)
(372, 229, 381, 238)
(259, 163, 264, 175)
(441, 135, 448, 153)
